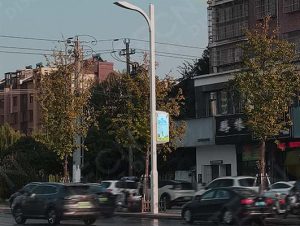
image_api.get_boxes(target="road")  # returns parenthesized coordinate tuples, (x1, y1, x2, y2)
(1, 213, 300, 226)
(0, 213, 189, 226)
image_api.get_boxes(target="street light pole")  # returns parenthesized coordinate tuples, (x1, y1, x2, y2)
(114, 1, 158, 214)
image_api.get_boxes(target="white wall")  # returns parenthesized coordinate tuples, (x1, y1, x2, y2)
(196, 145, 237, 188)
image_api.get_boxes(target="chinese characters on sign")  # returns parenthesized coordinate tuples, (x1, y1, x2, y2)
(219, 117, 246, 133)
(215, 114, 251, 144)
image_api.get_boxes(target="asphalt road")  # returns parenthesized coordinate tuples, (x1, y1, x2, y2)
(1, 213, 300, 226)
(0, 213, 189, 226)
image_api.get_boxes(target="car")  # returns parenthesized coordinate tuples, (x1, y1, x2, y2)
(181, 187, 273, 225)
(11, 183, 101, 225)
(196, 176, 257, 196)
(284, 180, 300, 217)
(87, 183, 116, 218)
(264, 181, 295, 197)
(157, 180, 195, 209)
(100, 180, 140, 196)
(8, 182, 42, 207)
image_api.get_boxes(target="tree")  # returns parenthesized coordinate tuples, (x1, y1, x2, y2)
(0, 123, 21, 151)
(178, 47, 209, 80)
(88, 70, 186, 179)
(37, 50, 95, 181)
(232, 17, 300, 192)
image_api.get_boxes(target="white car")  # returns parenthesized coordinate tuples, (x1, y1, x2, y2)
(158, 180, 195, 209)
(196, 176, 258, 196)
(100, 180, 140, 196)
(264, 181, 296, 197)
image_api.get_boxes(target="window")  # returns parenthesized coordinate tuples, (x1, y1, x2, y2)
(11, 113, 18, 124)
(116, 181, 138, 189)
(284, 0, 300, 13)
(0, 116, 4, 124)
(215, 189, 231, 199)
(226, 164, 232, 176)
(239, 178, 255, 187)
(13, 96, 17, 107)
(32, 185, 48, 195)
(255, 0, 277, 19)
(218, 179, 234, 187)
(207, 180, 220, 189)
(29, 110, 33, 122)
(64, 185, 89, 196)
(29, 94, 34, 103)
(0, 99, 4, 109)
(271, 183, 291, 189)
(101, 182, 111, 188)
(44, 186, 58, 194)
(202, 190, 216, 200)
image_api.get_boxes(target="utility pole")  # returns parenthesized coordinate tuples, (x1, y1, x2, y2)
(73, 36, 83, 183)
(119, 38, 135, 75)
(120, 38, 136, 176)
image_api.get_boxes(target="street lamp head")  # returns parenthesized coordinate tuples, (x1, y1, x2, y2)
(114, 1, 150, 27)
(114, 1, 139, 11)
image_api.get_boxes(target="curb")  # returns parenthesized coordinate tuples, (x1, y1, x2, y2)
(115, 212, 181, 220)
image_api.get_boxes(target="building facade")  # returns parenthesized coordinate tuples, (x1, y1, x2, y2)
(0, 59, 114, 135)
(181, 0, 300, 188)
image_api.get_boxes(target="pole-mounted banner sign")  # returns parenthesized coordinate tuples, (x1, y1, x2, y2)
(156, 111, 169, 144)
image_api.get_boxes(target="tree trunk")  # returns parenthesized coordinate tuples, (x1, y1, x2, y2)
(144, 146, 150, 201)
(129, 147, 133, 176)
(63, 155, 69, 183)
(259, 139, 266, 194)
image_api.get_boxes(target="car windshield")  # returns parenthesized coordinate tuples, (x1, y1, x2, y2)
(64, 186, 89, 196)
(101, 182, 111, 188)
(88, 185, 106, 194)
(239, 178, 255, 187)
(23, 184, 38, 192)
(295, 181, 300, 190)
(116, 181, 138, 189)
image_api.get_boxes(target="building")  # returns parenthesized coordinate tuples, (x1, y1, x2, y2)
(180, 0, 300, 188)
(0, 59, 114, 134)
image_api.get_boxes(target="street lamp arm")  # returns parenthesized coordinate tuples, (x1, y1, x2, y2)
(114, 1, 151, 29)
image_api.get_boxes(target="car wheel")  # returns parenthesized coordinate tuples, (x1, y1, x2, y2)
(222, 209, 234, 225)
(47, 209, 60, 225)
(13, 206, 26, 225)
(160, 194, 171, 209)
(83, 217, 96, 225)
(183, 209, 194, 224)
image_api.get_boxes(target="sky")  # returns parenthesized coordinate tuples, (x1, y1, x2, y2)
(0, 0, 208, 78)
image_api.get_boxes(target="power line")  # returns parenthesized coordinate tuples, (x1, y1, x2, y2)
(135, 51, 195, 60)
(0, 45, 54, 52)
(0, 50, 51, 56)
(135, 48, 199, 58)
(130, 38, 205, 50)
(0, 35, 63, 42)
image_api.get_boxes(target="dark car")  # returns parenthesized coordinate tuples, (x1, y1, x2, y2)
(181, 187, 273, 225)
(87, 183, 116, 217)
(11, 183, 101, 225)
(285, 180, 300, 216)
(9, 182, 42, 207)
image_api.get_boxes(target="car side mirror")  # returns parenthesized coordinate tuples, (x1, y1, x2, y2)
(30, 193, 36, 198)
